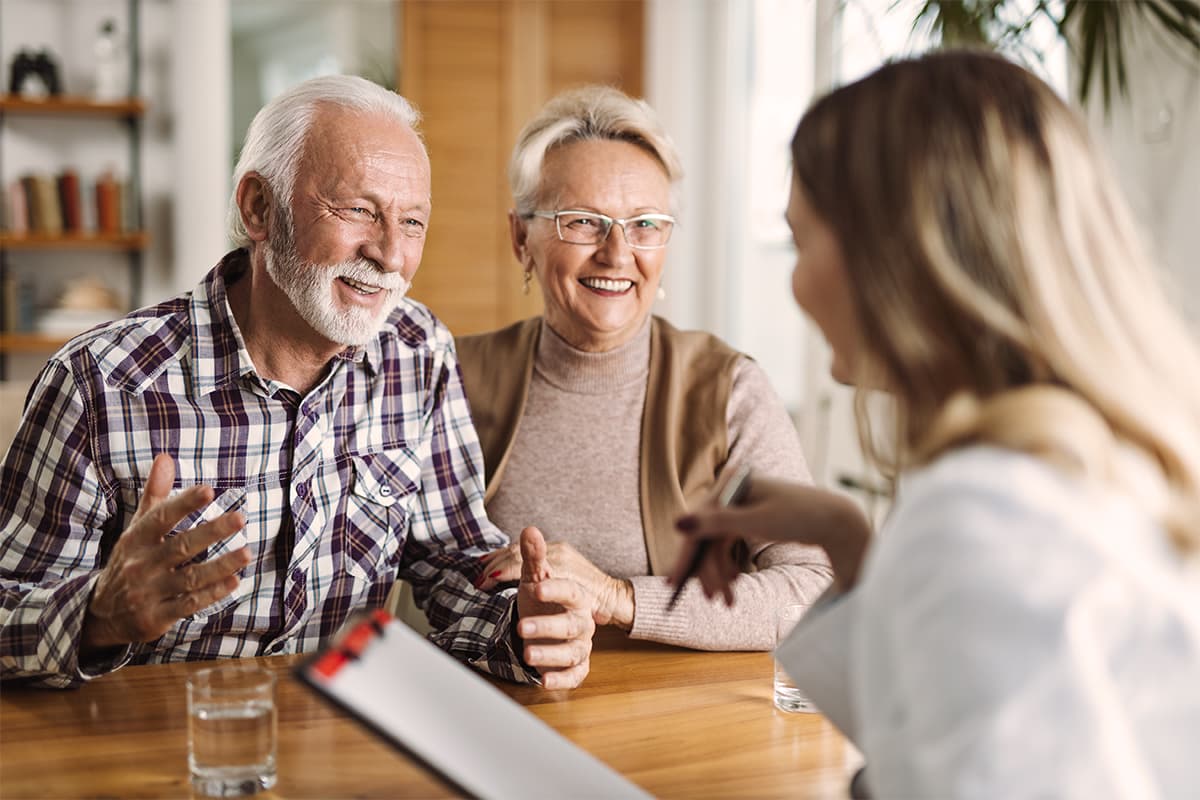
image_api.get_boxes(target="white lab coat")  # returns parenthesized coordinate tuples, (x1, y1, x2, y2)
(778, 445, 1200, 799)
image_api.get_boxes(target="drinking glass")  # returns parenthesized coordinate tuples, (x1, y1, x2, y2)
(774, 604, 818, 713)
(187, 664, 278, 796)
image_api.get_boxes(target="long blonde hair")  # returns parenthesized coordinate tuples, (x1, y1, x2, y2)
(791, 50, 1200, 553)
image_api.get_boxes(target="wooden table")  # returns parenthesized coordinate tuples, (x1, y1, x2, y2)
(1, 629, 860, 798)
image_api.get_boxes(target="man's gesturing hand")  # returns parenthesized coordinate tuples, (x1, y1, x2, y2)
(515, 526, 595, 690)
(81, 454, 251, 656)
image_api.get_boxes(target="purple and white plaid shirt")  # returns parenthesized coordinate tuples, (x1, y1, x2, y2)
(0, 251, 531, 688)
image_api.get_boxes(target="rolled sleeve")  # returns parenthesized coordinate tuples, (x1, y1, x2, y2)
(402, 341, 534, 683)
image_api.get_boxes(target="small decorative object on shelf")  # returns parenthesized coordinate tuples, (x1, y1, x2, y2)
(93, 18, 127, 101)
(8, 49, 63, 99)
(7, 51, 34, 95)
(37, 277, 123, 337)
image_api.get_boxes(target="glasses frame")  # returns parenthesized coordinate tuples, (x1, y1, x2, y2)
(528, 209, 676, 250)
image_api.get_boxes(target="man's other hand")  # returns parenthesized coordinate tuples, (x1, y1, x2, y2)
(514, 526, 595, 689)
(81, 454, 251, 656)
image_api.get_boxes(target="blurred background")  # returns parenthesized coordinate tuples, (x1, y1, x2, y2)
(2, 0, 1197, 518)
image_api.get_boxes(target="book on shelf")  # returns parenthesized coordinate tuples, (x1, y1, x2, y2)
(3, 180, 27, 235)
(57, 169, 82, 232)
(2, 273, 16, 333)
(36, 175, 63, 235)
(1, 273, 37, 333)
(79, 176, 97, 234)
(95, 171, 120, 235)
(19, 175, 41, 233)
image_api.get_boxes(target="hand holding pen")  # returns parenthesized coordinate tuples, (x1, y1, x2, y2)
(667, 466, 753, 611)
(671, 473, 874, 601)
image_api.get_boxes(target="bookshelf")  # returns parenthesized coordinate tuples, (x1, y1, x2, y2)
(0, 231, 148, 251)
(0, 333, 74, 354)
(0, 0, 144, 377)
(0, 96, 145, 116)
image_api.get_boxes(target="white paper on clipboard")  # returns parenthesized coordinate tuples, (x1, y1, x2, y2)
(295, 611, 652, 800)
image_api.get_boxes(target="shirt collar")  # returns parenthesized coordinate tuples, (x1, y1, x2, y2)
(188, 250, 258, 397)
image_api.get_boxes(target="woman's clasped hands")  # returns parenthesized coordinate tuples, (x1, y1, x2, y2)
(477, 528, 636, 630)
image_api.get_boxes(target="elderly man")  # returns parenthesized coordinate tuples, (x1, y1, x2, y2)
(0, 75, 594, 689)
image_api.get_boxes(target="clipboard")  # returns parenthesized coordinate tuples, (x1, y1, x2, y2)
(294, 609, 652, 800)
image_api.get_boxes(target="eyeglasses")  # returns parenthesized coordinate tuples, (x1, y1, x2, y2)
(528, 210, 676, 250)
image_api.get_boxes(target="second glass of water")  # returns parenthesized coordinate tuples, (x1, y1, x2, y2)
(187, 665, 278, 797)
(774, 604, 818, 713)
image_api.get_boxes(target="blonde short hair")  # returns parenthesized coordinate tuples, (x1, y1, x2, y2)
(791, 50, 1200, 553)
(508, 85, 683, 216)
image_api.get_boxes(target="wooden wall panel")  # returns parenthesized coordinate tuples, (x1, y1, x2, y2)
(400, 2, 509, 335)
(400, 0, 644, 336)
(547, 1, 643, 97)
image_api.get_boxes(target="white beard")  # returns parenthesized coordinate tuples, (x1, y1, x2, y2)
(264, 225, 411, 347)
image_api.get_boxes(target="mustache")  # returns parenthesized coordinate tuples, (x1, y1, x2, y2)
(333, 259, 411, 293)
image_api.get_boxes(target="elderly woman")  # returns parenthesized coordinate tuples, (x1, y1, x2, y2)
(464, 86, 831, 650)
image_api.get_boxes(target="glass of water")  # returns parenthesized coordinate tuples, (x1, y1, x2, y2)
(187, 664, 278, 797)
(774, 604, 818, 713)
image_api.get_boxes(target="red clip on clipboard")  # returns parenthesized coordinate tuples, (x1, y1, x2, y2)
(296, 611, 650, 800)
(310, 608, 391, 680)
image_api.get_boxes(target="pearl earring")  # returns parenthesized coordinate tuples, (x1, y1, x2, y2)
(656, 285, 666, 301)
(522, 270, 533, 295)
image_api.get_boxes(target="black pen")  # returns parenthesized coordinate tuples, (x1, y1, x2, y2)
(667, 466, 753, 611)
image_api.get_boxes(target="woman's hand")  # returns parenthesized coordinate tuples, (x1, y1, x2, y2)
(670, 477, 872, 601)
(478, 531, 635, 630)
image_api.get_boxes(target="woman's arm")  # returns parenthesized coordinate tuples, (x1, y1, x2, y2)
(627, 359, 844, 649)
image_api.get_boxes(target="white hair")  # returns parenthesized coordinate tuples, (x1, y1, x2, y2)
(508, 85, 684, 217)
(227, 74, 423, 248)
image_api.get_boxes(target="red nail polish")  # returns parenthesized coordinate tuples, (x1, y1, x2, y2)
(489, 570, 501, 579)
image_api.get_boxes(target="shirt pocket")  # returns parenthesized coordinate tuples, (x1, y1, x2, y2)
(171, 486, 250, 619)
(341, 453, 414, 584)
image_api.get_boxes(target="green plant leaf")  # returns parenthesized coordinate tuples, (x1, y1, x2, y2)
(903, 0, 1200, 112)
(1140, 0, 1200, 50)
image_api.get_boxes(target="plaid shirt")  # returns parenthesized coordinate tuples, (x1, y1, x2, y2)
(0, 251, 532, 688)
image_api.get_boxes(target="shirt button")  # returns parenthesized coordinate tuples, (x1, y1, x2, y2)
(296, 483, 308, 497)
(379, 485, 392, 497)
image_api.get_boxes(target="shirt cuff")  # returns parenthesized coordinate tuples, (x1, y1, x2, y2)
(470, 593, 542, 685)
(76, 643, 134, 681)
(4, 572, 130, 687)
(70, 573, 134, 681)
